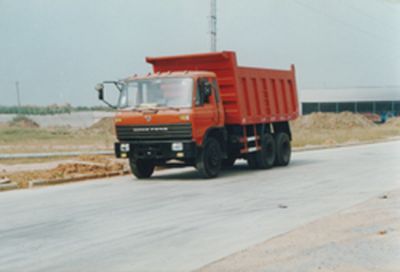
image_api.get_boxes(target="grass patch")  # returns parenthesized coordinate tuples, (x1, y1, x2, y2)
(0, 127, 71, 142)
(0, 126, 115, 154)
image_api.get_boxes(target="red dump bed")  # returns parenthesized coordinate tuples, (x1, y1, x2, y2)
(146, 51, 299, 125)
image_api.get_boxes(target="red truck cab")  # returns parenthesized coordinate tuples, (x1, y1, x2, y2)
(96, 51, 299, 179)
(115, 71, 225, 145)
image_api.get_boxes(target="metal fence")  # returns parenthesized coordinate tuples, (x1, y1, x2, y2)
(302, 101, 400, 116)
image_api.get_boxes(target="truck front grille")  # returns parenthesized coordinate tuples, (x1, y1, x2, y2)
(116, 124, 192, 141)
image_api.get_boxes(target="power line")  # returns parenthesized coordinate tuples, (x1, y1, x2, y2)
(292, 0, 399, 50)
(340, 1, 400, 35)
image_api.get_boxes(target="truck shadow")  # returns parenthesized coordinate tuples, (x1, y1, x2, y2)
(148, 159, 318, 181)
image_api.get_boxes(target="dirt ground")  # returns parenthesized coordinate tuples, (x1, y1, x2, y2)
(0, 155, 127, 188)
(198, 190, 400, 272)
(0, 117, 120, 188)
(290, 112, 400, 148)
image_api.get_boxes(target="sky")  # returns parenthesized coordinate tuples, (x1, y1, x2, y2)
(0, 0, 399, 106)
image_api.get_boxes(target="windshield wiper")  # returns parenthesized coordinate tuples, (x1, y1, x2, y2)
(156, 104, 180, 111)
(163, 106, 180, 111)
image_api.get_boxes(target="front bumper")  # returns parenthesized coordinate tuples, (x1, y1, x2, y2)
(114, 141, 197, 160)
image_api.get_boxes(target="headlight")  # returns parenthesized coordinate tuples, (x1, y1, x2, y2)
(172, 142, 183, 151)
(120, 143, 130, 152)
(179, 114, 190, 121)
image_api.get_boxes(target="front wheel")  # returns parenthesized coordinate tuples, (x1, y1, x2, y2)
(129, 159, 155, 179)
(196, 138, 222, 178)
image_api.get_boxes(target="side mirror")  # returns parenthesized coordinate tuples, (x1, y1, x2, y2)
(95, 83, 104, 100)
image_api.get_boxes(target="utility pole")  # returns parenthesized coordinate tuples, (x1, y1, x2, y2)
(210, 0, 217, 52)
(15, 81, 22, 115)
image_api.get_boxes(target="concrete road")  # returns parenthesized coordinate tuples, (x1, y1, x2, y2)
(0, 141, 399, 272)
(199, 189, 400, 272)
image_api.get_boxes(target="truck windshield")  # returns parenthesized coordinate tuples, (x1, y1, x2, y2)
(118, 77, 193, 109)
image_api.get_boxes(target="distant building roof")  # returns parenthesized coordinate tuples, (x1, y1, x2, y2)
(299, 87, 400, 103)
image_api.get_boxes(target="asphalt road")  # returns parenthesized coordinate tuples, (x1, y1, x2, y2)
(0, 141, 399, 272)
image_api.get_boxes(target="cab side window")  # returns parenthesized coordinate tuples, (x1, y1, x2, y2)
(196, 78, 212, 106)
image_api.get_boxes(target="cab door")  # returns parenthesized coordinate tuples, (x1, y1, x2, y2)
(192, 77, 219, 144)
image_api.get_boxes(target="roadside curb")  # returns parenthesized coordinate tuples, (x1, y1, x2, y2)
(0, 182, 18, 191)
(28, 169, 130, 188)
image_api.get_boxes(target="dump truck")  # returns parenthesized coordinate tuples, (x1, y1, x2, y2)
(95, 51, 299, 179)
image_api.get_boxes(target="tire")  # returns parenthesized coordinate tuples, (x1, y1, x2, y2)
(129, 159, 155, 179)
(274, 132, 291, 166)
(196, 138, 222, 178)
(222, 156, 236, 169)
(256, 133, 276, 169)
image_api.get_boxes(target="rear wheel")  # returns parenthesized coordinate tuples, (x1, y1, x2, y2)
(274, 132, 291, 166)
(196, 138, 222, 178)
(247, 134, 276, 169)
(256, 133, 276, 169)
(129, 159, 155, 179)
